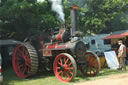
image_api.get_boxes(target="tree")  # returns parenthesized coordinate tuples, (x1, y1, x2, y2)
(64, 0, 128, 35)
(0, 0, 60, 40)
(0, 0, 128, 40)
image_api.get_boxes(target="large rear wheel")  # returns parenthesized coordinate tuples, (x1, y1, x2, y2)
(80, 51, 101, 77)
(53, 53, 77, 82)
(12, 43, 38, 78)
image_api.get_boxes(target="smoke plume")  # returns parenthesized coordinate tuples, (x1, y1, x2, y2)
(37, 0, 45, 3)
(50, 0, 65, 23)
(37, 0, 65, 23)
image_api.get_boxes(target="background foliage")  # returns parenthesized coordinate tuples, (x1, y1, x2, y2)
(0, 0, 128, 40)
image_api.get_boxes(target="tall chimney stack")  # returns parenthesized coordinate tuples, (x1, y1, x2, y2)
(71, 6, 79, 36)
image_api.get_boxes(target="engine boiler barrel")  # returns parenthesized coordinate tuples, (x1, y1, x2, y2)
(71, 6, 79, 35)
(67, 41, 86, 58)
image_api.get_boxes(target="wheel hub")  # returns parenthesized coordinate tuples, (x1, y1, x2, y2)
(64, 65, 69, 72)
(60, 65, 65, 71)
(60, 65, 69, 72)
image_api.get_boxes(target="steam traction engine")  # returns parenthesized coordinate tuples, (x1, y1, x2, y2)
(12, 6, 101, 82)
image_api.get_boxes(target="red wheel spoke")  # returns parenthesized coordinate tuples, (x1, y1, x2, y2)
(88, 56, 94, 61)
(68, 70, 73, 75)
(25, 67, 30, 73)
(95, 61, 98, 65)
(61, 71, 63, 78)
(92, 61, 98, 65)
(60, 59, 63, 65)
(57, 67, 61, 69)
(87, 55, 92, 60)
(22, 46, 26, 56)
(58, 62, 63, 66)
(23, 67, 27, 73)
(23, 50, 28, 57)
(64, 57, 66, 62)
(64, 58, 69, 65)
(17, 65, 21, 72)
(68, 62, 72, 66)
(26, 62, 31, 67)
(25, 50, 29, 56)
(65, 72, 71, 79)
(58, 71, 63, 75)
(89, 58, 95, 62)
(65, 72, 67, 80)
(89, 64, 93, 69)
(66, 67, 73, 70)
(25, 56, 30, 61)
(17, 49, 23, 56)
(25, 52, 29, 57)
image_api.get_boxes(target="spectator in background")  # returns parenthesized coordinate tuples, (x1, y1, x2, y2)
(118, 40, 126, 71)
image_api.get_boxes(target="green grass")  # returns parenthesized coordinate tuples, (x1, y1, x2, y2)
(1, 66, 128, 85)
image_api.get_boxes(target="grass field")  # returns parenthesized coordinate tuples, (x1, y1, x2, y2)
(1, 66, 128, 85)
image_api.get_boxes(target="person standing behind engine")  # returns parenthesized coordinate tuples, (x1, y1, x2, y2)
(118, 40, 126, 71)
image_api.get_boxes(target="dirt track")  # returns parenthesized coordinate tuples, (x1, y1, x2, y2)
(74, 73, 128, 85)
